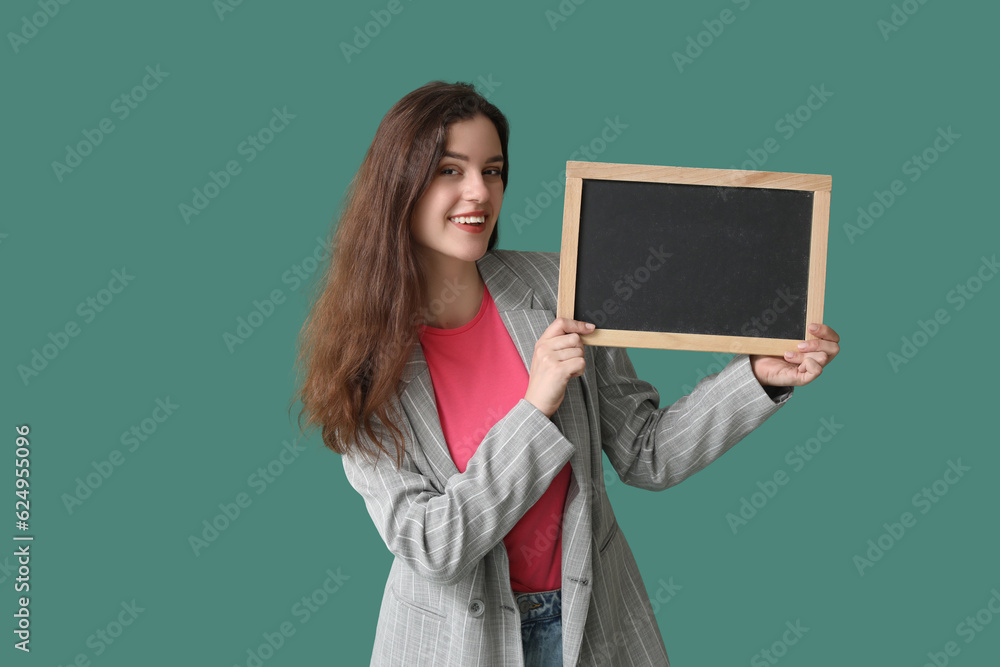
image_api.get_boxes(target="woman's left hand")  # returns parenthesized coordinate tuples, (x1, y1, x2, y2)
(750, 323, 841, 388)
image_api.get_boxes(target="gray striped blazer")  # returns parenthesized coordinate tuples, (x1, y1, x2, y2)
(341, 249, 793, 666)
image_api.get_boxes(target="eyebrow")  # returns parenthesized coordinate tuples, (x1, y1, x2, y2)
(441, 151, 504, 164)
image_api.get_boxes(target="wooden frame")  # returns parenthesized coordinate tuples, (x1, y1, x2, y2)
(557, 161, 832, 355)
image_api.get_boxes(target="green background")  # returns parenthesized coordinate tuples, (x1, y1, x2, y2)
(4, 0, 998, 664)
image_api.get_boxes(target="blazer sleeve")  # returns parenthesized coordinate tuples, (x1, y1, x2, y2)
(341, 398, 574, 586)
(594, 346, 792, 491)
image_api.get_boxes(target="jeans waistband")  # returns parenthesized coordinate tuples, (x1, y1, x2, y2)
(515, 588, 561, 622)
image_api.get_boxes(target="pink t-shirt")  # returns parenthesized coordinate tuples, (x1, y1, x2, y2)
(418, 283, 572, 593)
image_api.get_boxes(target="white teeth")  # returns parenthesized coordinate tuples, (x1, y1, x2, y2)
(450, 215, 485, 224)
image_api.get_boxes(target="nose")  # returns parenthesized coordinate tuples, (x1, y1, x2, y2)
(463, 172, 490, 203)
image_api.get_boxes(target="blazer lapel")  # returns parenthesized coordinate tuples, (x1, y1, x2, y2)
(397, 345, 461, 484)
(475, 253, 597, 657)
(397, 248, 593, 485)
(395, 251, 544, 481)
(396, 250, 595, 660)
(473, 252, 594, 494)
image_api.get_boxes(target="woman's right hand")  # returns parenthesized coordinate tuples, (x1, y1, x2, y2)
(524, 318, 595, 418)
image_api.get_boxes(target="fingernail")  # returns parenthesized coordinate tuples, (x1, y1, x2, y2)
(585, 322, 595, 329)
(797, 342, 807, 350)
(809, 324, 819, 332)
(784, 351, 794, 358)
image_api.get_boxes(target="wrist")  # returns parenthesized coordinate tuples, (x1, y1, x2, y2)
(523, 396, 552, 419)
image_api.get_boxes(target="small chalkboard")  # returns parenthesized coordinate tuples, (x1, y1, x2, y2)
(557, 162, 831, 355)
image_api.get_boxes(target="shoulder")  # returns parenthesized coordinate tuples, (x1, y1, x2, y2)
(485, 249, 560, 307)
(488, 248, 560, 277)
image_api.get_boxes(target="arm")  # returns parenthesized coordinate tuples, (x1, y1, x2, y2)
(595, 346, 791, 491)
(341, 398, 573, 586)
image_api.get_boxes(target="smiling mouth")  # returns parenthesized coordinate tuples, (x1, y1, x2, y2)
(448, 215, 486, 225)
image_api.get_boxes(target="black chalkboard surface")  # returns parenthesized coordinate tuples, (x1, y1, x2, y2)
(557, 162, 831, 355)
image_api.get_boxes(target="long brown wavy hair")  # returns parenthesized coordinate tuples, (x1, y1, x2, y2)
(291, 81, 510, 468)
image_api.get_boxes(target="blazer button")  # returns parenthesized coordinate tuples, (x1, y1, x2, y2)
(469, 599, 485, 617)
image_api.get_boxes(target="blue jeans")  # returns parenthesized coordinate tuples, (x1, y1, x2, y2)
(516, 588, 563, 667)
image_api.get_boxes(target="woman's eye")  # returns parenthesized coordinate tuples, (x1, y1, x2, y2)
(438, 166, 501, 177)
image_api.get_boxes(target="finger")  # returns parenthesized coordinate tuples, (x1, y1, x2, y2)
(547, 342, 586, 359)
(797, 356, 823, 381)
(535, 341, 584, 363)
(807, 323, 840, 343)
(550, 332, 585, 351)
(541, 317, 596, 340)
(783, 349, 816, 366)
(805, 351, 830, 366)
(567, 356, 587, 377)
(796, 339, 840, 359)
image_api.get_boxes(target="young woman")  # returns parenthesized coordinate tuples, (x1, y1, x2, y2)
(293, 81, 840, 666)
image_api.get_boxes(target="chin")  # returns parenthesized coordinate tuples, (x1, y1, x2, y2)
(455, 246, 489, 263)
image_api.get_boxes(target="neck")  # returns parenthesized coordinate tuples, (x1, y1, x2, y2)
(418, 254, 486, 329)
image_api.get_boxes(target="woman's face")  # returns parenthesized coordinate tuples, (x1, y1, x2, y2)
(410, 114, 504, 271)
